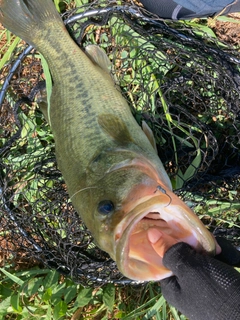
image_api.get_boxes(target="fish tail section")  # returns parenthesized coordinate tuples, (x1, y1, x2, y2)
(0, 0, 63, 47)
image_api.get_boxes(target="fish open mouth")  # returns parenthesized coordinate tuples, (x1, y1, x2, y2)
(115, 193, 216, 281)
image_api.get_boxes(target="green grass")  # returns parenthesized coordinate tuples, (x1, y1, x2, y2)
(0, 33, 21, 70)
(0, 1, 240, 319)
(0, 266, 185, 319)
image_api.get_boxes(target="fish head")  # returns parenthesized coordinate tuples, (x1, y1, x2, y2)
(71, 149, 217, 281)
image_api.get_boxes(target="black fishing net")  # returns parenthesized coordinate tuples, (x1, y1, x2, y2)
(0, 1, 240, 286)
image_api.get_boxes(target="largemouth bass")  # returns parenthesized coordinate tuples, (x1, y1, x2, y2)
(0, 0, 218, 281)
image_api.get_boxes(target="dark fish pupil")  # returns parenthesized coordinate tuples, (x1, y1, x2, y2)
(98, 200, 114, 215)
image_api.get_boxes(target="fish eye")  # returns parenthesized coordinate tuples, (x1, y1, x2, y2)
(97, 200, 114, 215)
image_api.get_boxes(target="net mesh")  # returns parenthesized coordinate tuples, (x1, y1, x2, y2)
(0, 1, 240, 285)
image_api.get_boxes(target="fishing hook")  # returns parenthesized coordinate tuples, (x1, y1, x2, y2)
(155, 185, 172, 207)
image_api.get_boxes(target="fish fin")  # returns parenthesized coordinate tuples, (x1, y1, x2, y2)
(85, 45, 120, 87)
(85, 45, 112, 74)
(142, 121, 158, 154)
(0, 0, 63, 47)
(98, 114, 133, 144)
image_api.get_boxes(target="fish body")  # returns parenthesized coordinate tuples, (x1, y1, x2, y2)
(0, 0, 217, 280)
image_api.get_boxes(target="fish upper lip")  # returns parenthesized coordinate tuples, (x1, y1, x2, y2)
(114, 195, 162, 244)
(114, 192, 177, 245)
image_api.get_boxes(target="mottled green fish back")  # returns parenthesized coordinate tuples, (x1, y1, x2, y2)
(0, 0, 63, 47)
